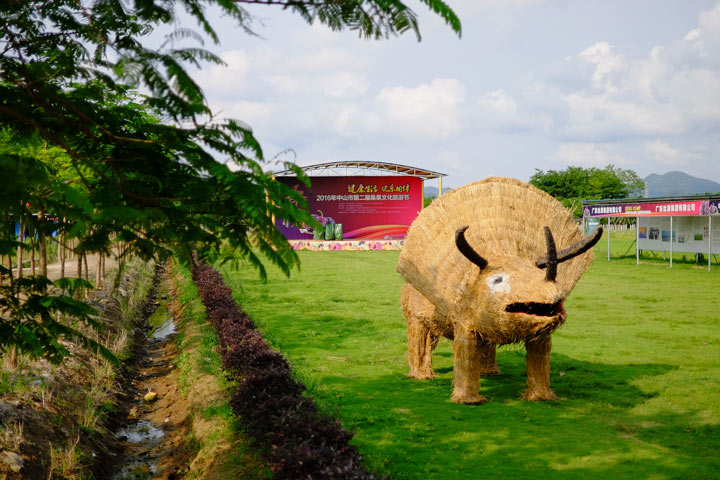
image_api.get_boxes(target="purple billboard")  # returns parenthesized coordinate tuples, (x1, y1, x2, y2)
(276, 176, 423, 240)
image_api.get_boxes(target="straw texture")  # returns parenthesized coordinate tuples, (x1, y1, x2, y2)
(397, 177, 591, 317)
(397, 177, 597, 404)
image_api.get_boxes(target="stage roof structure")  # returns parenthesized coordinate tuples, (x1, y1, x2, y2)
(273, 161, 447, 180)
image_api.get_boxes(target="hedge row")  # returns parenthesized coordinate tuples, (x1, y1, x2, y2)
(190, 261, 380, 479)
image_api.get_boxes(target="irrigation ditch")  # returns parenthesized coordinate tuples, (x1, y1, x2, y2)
(106, 261, 271, 479)
(0, 260, 158, 479)
(1, 258, 382, 479)
(112, 260, 382, 479)
(110, 264, 193, 479)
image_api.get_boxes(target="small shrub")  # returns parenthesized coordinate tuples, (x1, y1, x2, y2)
(190, 261, 379, 479)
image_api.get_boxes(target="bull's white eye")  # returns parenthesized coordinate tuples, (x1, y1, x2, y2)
(486, 273, 510, 295)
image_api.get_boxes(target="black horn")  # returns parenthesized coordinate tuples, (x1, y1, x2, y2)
(536, 226, 604, 269)
(455, 226, 488, 270)
(543, 226, 558, 282)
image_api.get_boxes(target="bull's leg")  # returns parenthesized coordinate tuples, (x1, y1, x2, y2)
(478, 341, 501, 376)
(451, 329, 487, 404)
(523, 334, 557, 401)
(406, 317, 439, 379)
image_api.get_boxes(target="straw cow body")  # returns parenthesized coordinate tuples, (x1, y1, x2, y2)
(397, 177, 601, 404)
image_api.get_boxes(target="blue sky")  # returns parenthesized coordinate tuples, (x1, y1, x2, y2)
(182, 1, 720, 189)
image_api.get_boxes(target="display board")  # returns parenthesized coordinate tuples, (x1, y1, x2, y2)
(585, 218, 601, 236)
(276, 176, 423, 240)
(585, 199, 720, 218)
(638, 216, 720, 254)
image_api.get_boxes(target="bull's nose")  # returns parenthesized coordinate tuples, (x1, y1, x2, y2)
(505, 299, 564, 317)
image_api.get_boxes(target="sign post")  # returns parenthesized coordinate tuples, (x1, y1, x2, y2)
(607, 218, 610, 261)
(670, 216, 673, 268)
(710, 216, 713, 272)
(636, 216, 639, 265)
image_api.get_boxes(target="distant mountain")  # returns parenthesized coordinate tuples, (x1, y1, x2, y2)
(644, 171, 720, 197)
(424, 186, 439, 198)
(423, 186, 453, 198)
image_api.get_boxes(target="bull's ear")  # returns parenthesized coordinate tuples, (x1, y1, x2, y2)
(455, 226, 488, 270)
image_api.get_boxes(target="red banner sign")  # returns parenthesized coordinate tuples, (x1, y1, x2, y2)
(584, 200, 720, 217)
(276, 176, 423, 240)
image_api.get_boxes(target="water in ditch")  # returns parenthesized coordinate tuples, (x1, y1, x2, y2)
(112, 268, 189, 480)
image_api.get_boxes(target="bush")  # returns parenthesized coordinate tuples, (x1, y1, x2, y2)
(190, 261, 380, 479)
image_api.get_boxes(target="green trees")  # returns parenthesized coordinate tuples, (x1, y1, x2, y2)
(530, 165, 644, 217)
(1, 0, 460, 272)
(1, 1, 460, 363)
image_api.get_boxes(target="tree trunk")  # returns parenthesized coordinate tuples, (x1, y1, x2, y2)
(31, 236, 36, 276)
(60, 220, 67, 277)
(39, 210, 47, 277)
(77, 252, 82, 278)
(9, 345, 17, 370)
(7, 254, 17, 369)
(83, 253, 90, 299)
(96, 252, 103, 289)
(17, 219, 23, 279)
(83, 253, 89, 283)
(59, 234, 65, 278)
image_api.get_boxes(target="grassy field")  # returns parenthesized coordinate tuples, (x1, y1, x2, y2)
(219, 235, 720, 479)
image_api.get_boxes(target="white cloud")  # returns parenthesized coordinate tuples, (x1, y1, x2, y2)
(435, 151, 468, 173)
(458, 0, 556, 12)
(437, 9, 720, 143)
(577, 42, 626, 93)
(454, 0, 560, 42)
(660, 68, 720, 128)
(561, 92, 684, 138)
(643, 140, 694, 167)
(375, 78, 466, 140)
(548, 143, 630, 168)
(193, 2, 720, 184)
(542, 10, 720, 142)
(473, 89, 553, 132)
(330, 105, 377, 137)
(264, 71, 369, 97)
(680, 3, 720, 64)
(263, 75, 299, 93)
(211, 100, 279, 133)
(196, 43, 374, 142)
(281, 47, 368, 72)
(195, 50, 252, 96)
(621, 46, 667, 102)
(321, 72, 370, 97)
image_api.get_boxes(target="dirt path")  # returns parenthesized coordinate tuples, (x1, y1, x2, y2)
(8, 252, 115, 283)
(112, 266, 193, 480)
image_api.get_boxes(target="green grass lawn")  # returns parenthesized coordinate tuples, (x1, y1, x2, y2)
(219, 238, 720, 479)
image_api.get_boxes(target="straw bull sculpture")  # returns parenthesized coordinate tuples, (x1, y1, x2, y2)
(397, 177, 602, 404)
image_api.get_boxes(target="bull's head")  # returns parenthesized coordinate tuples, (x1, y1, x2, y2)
(455, 225, 602, 342)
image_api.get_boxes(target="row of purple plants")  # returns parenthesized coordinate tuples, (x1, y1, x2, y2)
(190, 260, 381, 479)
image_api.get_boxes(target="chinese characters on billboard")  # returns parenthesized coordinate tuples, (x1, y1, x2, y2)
(583, 199, 720, 255)
(583, 200, 714, 217)
(276, 176, 423, 240)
